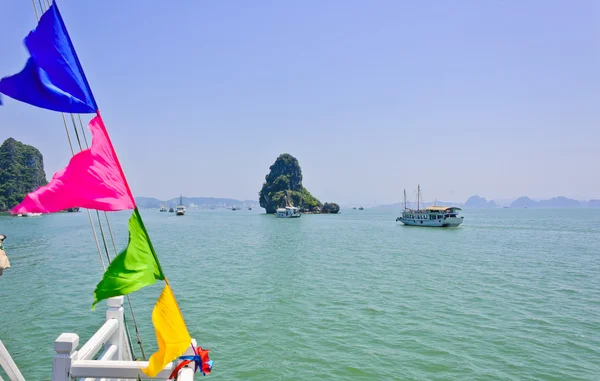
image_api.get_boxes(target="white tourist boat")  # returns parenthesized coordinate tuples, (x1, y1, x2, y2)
(176, 196, 186, 216)
(159, 205, 168, 212)
(276, 206, 301, 218)
(396, 186, 464, 227)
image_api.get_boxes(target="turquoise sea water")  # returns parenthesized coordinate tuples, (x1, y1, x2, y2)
(0, 208, 599, 380)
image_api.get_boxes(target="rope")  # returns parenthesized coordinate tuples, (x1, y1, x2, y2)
(30, 0, 38, 21)
(71, 113, 113, 266)
(76, 115, 148, 360)
(37, 0, 44, 16)
(122, 314, 138, 361)
(60, 113, 75, 157)
(77, 114, 89, 147)
(30, 0, 146, 360)
(70, 114, 113, 267)
(31, 0, 107, 271)
(125, 294, 147, 360)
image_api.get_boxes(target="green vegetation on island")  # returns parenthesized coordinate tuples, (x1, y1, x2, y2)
(0, 138, 48, 212)
(259, 153, 339, 214)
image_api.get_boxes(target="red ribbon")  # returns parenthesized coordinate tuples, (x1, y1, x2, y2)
(168, 346, 212, 380)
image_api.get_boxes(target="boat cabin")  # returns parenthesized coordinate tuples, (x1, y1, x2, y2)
(424, 206, 462, 217)
(276, 206, 301, 218)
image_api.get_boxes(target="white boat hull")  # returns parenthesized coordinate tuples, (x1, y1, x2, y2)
(175, 204, 186, 216)
(396, 216, 463, 227)
(21, 213, 42, 217)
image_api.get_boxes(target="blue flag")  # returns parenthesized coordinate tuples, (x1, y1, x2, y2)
(0, 1, 97, 113)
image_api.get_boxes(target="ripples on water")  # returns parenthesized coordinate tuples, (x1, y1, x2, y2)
(0, 208, 598, 380)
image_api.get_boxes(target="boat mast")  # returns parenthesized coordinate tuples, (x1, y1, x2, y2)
(417, 184, 420, 211)
(403, 189, 407, 210)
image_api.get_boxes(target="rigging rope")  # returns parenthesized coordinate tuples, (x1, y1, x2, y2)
(30, 1, 107, 272)
(69, 114, 113, 265)
(75, 115, 148, 360)
(77, 114, 89, 147)
(30, 0, 38, 21)
(37, 0, 44, 17)
(31, 0, 146, 361)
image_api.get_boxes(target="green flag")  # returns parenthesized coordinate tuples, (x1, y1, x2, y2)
(92, 208, 164, 308)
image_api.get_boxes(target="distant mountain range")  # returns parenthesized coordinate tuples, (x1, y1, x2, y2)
(509, 196, 584, 208)
(465, 195, 497, 208)
(136, 197, 258, 209)
(137, 195, 600, 210)
(375, 200, 462, 209)
(377, 195, 600, 209)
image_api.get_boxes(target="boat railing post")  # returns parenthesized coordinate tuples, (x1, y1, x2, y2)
(51, 333, 79, 381)
(105, 296, 124, 362)
(175, 339, 197, 381)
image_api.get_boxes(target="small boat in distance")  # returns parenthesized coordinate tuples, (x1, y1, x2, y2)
(396, 185, 464, 227)
(358, 206, 364, 210)
(169, 207, 174, 213)
(248, 207, 252, 210)
(276, 206, 301, 218)
(18, 212, 42, 217)
(176, 195, 186, 216)
(159, 205, 168, 212)
(232, 207, 237, 211)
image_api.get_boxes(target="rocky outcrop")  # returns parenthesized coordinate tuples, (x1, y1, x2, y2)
(511, 196, 537, 208)
(464, 195, 496, 208)
(322, 202, 340, 214)
(538, 197, 581, 208)
(0, 138, 47, 211)
(259, 153, 339, 214)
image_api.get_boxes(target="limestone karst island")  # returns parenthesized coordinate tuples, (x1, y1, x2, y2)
(259, 153, 340, 214)
(0, 138, 47, 212)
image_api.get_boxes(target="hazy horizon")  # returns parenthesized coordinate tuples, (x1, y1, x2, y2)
(1, 1, 598, 205)
(132, 193, 598, 207)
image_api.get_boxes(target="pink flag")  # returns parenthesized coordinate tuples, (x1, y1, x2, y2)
(12, 115, 135, 214)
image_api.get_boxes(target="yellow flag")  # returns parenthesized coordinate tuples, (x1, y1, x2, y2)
(142, 283, 192, 377)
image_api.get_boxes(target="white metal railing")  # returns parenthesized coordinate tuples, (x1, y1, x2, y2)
(0, 339, 26, 381)
(51, 296, 197, 381)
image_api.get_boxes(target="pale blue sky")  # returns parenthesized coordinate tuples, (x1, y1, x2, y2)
(1, 0, 598, 205)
